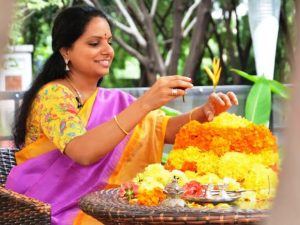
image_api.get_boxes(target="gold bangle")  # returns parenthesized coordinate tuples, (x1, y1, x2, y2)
(189, 107, 199, 122)
(114, 115, 129, 135)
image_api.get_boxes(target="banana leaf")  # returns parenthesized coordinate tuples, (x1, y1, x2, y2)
(245, 77, 272, 125)
(230, 68, 258, 83)
(161, 106, 181, 116)
(267, 79, 289, 99)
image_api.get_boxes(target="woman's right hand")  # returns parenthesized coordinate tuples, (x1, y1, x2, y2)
(138, 75, 193, 112)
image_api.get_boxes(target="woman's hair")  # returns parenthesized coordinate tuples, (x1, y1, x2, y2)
(13, 6, 109, 148)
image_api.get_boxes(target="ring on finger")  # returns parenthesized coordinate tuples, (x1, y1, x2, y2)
(171, 88, 178, 96)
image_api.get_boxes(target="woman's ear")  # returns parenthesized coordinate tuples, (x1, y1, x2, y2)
(59, 47, 69, 60)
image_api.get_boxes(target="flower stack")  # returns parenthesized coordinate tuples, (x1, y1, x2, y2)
(120, 112, 279, 208)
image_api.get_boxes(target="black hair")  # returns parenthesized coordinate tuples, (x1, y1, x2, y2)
(13, 6, 109, 148)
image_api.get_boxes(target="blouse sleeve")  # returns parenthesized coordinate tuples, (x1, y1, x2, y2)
(38, 84, 86, 152)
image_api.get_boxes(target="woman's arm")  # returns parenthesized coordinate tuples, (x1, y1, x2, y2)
(65, 76, 193, 165)
(164, 92, 239, 144)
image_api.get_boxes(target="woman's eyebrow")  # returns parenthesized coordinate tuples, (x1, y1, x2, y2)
(89, 35, 112, 39)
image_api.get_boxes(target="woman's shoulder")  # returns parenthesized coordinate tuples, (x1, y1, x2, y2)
(33, 82, 78, 112)
(37, 82, 73, 99)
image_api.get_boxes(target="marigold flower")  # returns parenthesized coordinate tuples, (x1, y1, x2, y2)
(181, 161, 197, 172)
(136, 188, 166, 206)
(174, 112, 278, 155)
(125, 112, 280, 207)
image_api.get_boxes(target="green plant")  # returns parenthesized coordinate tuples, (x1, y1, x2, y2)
(231, 69, 289, 125)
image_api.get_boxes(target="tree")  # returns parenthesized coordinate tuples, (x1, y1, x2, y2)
(87, 0, 213, 86)
(11, 0, 296, 87)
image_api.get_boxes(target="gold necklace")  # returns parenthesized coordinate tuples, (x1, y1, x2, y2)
(66, 78, 83, 109)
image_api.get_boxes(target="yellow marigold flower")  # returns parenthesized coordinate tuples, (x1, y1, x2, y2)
(184, 171, 199, 181)
(256, 188, 277, 201)
(218, 152, 253, 181)
(205, 203, 215, 209)
(142, 163, 171, 186)
(183, 146, 204, 162)
(132, 172, 145, 184)
(237, 201, 258, 210)
(138, 177, 165, 191)
(210, 112, 251, 128)
(239, 191, 257, 202)
(197, 173, 221, 184)
(209, 136, 231, 156)
(170, 170, 189, 186)
(223, 177, 241, 191)
(215, 203, 231, 209)
(249, 150, 279, 168)
(196, 152, 219, 175)
(243, 164, 278, 197)
(167, 149, 186, 170)
(187, 202, 204, 208)
(143, 163, 167, 177)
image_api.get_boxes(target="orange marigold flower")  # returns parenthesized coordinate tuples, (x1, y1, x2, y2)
(174, 113, 277, 155)
(136, 188, 166, 206)
(181, 161, 197, 172)
(164, 161, 175, 171)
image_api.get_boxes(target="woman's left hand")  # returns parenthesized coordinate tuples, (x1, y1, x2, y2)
(202, 91, 239, 121)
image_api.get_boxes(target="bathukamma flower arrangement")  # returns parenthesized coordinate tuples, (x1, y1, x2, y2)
(120, 58, 279, 209)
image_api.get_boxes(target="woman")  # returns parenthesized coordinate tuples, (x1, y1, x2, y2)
(6, 5, 238, 225)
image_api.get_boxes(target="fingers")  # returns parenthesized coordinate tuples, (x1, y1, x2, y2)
(217, 93, 232, 106)
(162, 75, 192, 83)
(209, 92, 226, 106)
(227, 91, 239, 105)
(155, 75, 193, 100)
(158, 75, 193, 90)
(209, 92, 238, 107)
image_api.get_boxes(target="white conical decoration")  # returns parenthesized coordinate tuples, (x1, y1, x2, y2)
(248, 0, 281, 80)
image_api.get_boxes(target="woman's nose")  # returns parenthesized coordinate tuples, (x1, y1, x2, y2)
(101, 42, 114, 55)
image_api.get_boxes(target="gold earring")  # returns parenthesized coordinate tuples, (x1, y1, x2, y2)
(65, 59, 70, 71)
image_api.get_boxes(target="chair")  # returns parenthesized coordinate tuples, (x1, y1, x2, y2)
(0, 147, 51, 225)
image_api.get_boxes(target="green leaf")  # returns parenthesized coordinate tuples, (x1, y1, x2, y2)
(230, 68, 258, 83)
(245, 78, 272, 125)
(267, 79, 289, 99)
(161, 106, 181, 116)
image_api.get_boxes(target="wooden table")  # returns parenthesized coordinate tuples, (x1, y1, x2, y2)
(79, 189, 268, 225)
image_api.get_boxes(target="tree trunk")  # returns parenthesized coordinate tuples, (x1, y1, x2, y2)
(167, 0, 186, 75)
(183, 0, 212, 79)
(139, 1, 166, 80)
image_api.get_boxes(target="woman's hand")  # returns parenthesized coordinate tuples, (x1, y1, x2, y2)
(164, 90, 238, 144)
(200, 91, 239, 121)
(138, 75, 193, 112)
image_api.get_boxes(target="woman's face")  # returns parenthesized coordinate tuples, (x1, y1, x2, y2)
(67, 17, 114, 78)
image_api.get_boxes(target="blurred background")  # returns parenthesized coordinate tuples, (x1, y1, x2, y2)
(0, 0, 295, 147)
(2, 0, 295, 88)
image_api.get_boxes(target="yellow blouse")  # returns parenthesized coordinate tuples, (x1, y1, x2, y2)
(25, 83, 86, 152)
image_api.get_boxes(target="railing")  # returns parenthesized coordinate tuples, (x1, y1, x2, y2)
(0, 85, 287, 146)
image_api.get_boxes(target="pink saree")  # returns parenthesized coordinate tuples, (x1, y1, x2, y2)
(5, 88, 168, 225)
